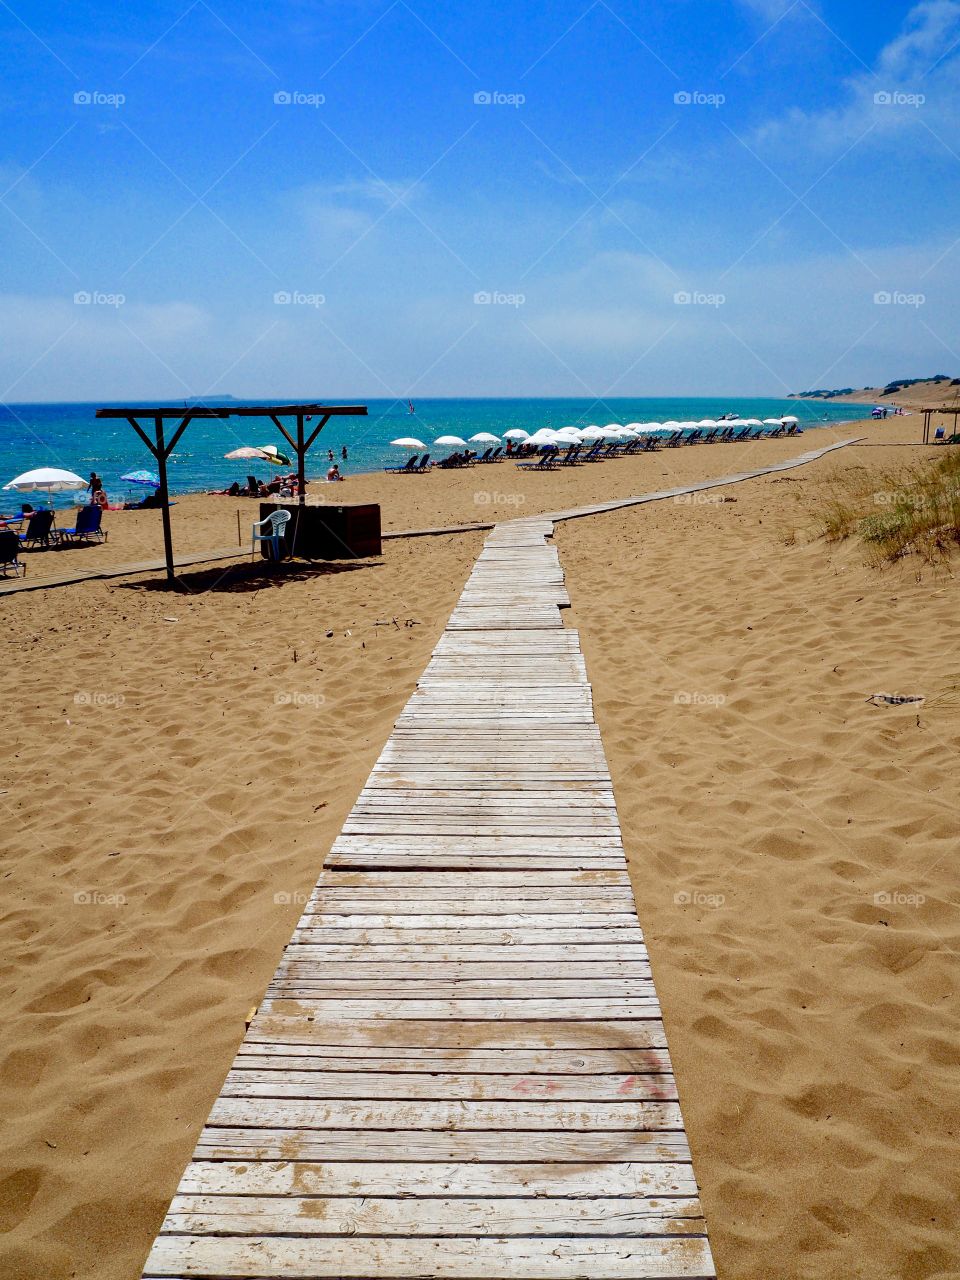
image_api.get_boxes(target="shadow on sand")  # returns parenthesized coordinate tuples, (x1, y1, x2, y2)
(118, 556, 383, 595)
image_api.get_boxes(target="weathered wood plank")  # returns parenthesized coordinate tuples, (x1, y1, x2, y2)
(311, 869, 631, 885)
(144, 1234, 715, 1278)
(161, 1194, 704, 1236)
(288, 930, 645, 946)
(257, 997, 662, 1019)
(295, 912, 638, 928)
(232, 1046, 674, 1073)
(280, 945, 649, 962)
(245, 1015, 670, 1048)
(220, 1070, 678, 1100)
(324, 854, 628, 870)
(275, 962, 652, 979)
(207, 1097, 683, 1131)
(176, 1159, 697, 1197)
(192, 1129, 692, 1163)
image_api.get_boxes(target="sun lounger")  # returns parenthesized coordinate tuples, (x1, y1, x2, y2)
(384, 454, 418, 474)
(0, 530, 24, 576)
(18, 509, 55, 548)
(58, 505, 106, 544)
(516, 449, 558, 470)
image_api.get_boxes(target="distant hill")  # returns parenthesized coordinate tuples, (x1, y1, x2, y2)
(790, 376, 960, 407)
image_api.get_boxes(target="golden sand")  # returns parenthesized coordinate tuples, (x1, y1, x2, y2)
(1, 413, 957, 1280)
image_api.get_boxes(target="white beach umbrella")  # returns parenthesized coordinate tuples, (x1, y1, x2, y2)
(781, 415, 799, 424)
(225, 445, 272, 461)
(678, 421, 698, 429)
(3, 467, 86, 492)
(625, 422, 643, 431)
(468, 433, 501, 444)
(698, 419, 717, 427)
(554, 427, 583, 440)
(502, 429, 530, 440)
(744, 419, 763, 427)
(603, 423, 622, 432)
(579, 425, 606, 440)
(390, 437, 427, 449)
(639, 422, 662, 432)
(434, 435, 468, 446)
(661, 420, 680, 430)
(762, 419, 782, 426)
(527, 428, 560, 443)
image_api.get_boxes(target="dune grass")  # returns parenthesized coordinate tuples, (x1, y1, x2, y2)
(819, 448, 960, 564)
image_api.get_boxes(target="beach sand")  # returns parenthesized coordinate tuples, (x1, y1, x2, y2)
(1, 413, 958, 1279)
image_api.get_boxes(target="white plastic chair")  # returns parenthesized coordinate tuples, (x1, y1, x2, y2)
(252, 509, 291, 561)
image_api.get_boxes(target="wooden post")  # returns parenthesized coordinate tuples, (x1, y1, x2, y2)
(154, 416, 177, 586)
(297, 414, 306, 507)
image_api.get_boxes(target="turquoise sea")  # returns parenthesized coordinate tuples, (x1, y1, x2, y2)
(0, 397, 868, 508)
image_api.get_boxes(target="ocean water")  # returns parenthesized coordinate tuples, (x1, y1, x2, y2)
(0, 397, 867, 508)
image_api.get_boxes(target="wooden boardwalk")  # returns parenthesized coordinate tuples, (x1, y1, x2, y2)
(142, 517, 716, 1279)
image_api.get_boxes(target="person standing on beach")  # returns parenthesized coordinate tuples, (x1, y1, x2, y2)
(87, 471, 102, 496)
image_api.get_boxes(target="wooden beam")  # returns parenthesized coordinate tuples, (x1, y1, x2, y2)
(269, 414, 297, 453)
(153, 416, 177, 586)
(165, 414, 193, 458)
(296, 414, 306, 508)
(304, 413, 331, 452)
(125, 416, 159, 460)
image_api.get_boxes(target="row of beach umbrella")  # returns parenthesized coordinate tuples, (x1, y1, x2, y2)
(390, 417, 800, 451)
(2, 442, 295, 498)
(4, 416, 804, 496)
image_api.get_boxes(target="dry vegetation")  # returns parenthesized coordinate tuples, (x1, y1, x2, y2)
(818, 447, 960, 566)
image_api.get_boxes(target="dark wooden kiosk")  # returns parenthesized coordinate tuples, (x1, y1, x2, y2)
(257, 500, 381, 561)
(95, 403, 370, 584)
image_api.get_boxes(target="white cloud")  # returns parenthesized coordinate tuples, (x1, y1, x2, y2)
(737, 0, 809, 20)
(754, 0, 960, 151)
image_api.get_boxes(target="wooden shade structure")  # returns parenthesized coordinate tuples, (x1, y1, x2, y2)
(921, 405, 960, 444)
(95, 403, 368, 584)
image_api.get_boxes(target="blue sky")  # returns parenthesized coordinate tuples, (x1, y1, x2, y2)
(1, 0, 958, 400)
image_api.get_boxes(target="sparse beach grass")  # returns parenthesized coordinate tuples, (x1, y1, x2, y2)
(819, 446, 960, 565)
